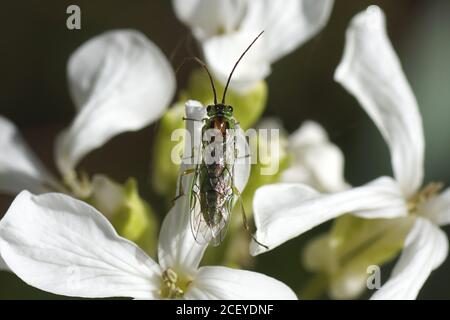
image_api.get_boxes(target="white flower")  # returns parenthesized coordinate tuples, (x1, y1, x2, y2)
(249, 6, 450, 299)
(281, 120, 349, 193)
(255, 117, 348, 192)
(172, 0, 334, 92)
(0, 102, 296, 300)
(0, 29, 175, 195)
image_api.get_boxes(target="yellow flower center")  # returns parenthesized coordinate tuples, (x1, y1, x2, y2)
(160, 268, 192, 299)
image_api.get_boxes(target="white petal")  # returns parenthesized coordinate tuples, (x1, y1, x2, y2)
(172, 0, 247, 40)
(0, 116, 61, 194)
(251, 177, 408, 255)
(282, 121, 349, 192)
(158, 101, 208, 274)
(233, 125, 251, 194)
(158, 205, 206, 277)
(334, 6, 424, 197)
(289, 120, 329, 147)
(185, 266, 297, 299)
(0, 191, 161, 299)
(282, 144, 348, 193)
(417, 188, 450, 226)
(255, 117, 286, 132)
(203, 31, 271, 92)
(241, 0, 334, 62)
(371, 217, 448, 300)
(55, 30, 175, 176)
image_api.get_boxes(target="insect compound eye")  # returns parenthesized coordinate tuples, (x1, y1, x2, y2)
(228, 106, 233, 112)
(207, 105, 212, 112)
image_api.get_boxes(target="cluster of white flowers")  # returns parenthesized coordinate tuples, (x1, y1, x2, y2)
(250, 6, 450, 300)
(0, 1, 448, 300)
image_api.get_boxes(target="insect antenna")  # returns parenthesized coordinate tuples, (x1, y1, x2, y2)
(221, 30, 264, 104)
(169, 32, 195, 63)
(175, 56, 218, 105)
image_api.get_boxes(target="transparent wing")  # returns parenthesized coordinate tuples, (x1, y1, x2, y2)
(189, 164, 234, 247)
(188, 162, 211, 245)
(189, 185, 214, 245)
(209, 194, 233, 247)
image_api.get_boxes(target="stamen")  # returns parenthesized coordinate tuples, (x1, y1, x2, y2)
(407, 182, 444, 213)
(160, 268, 192, 299)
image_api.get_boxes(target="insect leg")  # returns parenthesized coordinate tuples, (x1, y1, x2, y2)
(221, 119, 265, 246)
(172, 168, 196, 203)
(232, 185, 268, 250)
(183, 117, 207, 122)
(173, 143, 203, 202)
(235, 154, 250, 159)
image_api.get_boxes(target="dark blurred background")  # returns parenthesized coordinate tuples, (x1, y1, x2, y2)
(0, 0, 449, 299)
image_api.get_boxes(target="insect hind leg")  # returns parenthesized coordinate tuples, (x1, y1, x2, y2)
(232, 186, 268, 250)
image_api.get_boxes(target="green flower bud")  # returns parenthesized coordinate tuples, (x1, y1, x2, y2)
(302, 214, 413, 299)
(89, 176, 159, 256)
(151, 103, 185, 201)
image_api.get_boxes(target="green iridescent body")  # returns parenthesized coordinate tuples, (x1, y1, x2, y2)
(189, 104, 238, 246)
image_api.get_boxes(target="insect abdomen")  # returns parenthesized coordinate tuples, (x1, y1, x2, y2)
(200, 163, 233, 226)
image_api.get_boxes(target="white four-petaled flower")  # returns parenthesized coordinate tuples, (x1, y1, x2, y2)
(172, 0, 334, 92)
(0, 102, 296, 299)
(250, 6, 450, 299)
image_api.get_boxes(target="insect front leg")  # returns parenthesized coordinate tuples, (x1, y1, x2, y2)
(182, 117, 208, 122)
(173, 144, 203, 203)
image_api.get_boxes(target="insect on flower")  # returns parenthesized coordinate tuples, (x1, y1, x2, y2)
(176, 31, 268, 248)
